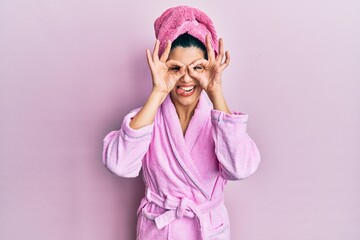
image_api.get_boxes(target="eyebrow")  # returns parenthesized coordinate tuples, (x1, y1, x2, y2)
(166, 58, 204, 66)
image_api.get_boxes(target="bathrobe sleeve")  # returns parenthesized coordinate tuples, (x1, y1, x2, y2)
(211, 109, 261, 180)
(102, 108, 154, 178)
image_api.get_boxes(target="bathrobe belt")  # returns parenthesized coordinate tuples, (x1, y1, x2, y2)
(142, 187, 224, 239)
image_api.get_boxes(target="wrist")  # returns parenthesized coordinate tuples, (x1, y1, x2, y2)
(150, 89, 168, 105)
(207, 90, 231, 114)
(206, 88, 224, 101)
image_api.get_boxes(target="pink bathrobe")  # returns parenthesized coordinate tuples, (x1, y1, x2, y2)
(102, 92, 261, 240)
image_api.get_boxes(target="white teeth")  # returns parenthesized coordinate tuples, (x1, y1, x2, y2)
(180, 86, 195, 91)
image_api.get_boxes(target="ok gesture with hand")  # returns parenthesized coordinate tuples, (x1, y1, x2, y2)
(146, 39, 186, 95)
(186, 34, 231, 113)
(187, 34, 230, 96)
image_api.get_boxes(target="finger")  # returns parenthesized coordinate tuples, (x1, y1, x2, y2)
(216, 38, 225, 64)
(170, 65, 185, 82)
(190, 58, 208, 67)
(160, 40, 172, 62)
(187, 64, 196, 75)
(176, 65, 186, 78)
(146, 49, 154, 69)
(152, 39, 160, 61)
(220, 51, 231, 71)
(165, 59, 184, 68)
(187, 65, 201, 79)
(187, 65, 204, 86)
(206, 34, 215, 61)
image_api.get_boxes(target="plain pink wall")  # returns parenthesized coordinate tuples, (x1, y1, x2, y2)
(1, 0, 359, 239)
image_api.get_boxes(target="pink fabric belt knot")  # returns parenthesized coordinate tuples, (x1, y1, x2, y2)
(142, 187, 223, 240)
(166, 196, 192, 219)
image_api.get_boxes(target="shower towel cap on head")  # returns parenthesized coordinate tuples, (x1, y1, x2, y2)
(154, 5, 219, 58)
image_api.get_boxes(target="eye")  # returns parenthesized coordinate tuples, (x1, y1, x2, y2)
(169, 66, 180, 73)
(193, 65, 204, 73)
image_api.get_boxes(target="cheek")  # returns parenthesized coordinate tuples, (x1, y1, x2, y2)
(193, 87, 202, 98)
(196, 86, 203, 92)
(170, 88, 177, 98)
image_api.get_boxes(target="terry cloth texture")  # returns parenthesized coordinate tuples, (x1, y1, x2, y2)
(154, 5, 219, 58)
(103, 92, 261, 239)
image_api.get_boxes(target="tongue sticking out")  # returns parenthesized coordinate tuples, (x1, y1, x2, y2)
(176, 87, 185, 95)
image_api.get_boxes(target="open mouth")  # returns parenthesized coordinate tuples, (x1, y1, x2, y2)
(176, 85, 196, 96)
(178, 86, 195, 92)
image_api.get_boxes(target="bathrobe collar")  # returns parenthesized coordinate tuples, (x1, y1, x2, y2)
(161, 92, 212, 200)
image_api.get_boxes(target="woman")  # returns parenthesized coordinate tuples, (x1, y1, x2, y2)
(102, 5, 261, 240)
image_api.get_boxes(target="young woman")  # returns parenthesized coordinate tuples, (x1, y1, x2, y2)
(103, 5, 261, 240)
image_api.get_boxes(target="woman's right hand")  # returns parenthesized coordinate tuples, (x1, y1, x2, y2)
(130, 39, 184, 130)
(146, 39, 186, 95)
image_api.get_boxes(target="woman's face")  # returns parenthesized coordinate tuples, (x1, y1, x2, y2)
(167, 46, 205, 108)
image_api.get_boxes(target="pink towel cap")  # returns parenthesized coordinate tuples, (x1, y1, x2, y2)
(154, 5, 219, 58)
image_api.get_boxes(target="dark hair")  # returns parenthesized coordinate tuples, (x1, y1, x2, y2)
(171, 33, 208, 59)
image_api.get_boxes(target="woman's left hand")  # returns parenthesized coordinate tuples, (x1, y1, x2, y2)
(187, 34, 230, 96)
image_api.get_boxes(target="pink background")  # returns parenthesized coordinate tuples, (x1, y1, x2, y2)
(1, 0, 359, 239)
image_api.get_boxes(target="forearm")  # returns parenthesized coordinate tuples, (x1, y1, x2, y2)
(211, 110, 261, 180)
(129, 90, 167, 130)
(208, 90, 231, 114)
(103, 108, 154, 178)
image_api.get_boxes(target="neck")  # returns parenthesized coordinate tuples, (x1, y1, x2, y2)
(174, 103, 197, 135)
(175, 104, 196, 122)
(170, 96, 200, 126)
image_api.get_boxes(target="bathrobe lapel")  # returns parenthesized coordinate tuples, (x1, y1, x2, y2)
(184, 92, 211, 152)
(161, 92, 211, 200)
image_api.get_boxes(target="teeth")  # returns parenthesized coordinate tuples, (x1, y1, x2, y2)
(180, 86, 195, 91)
